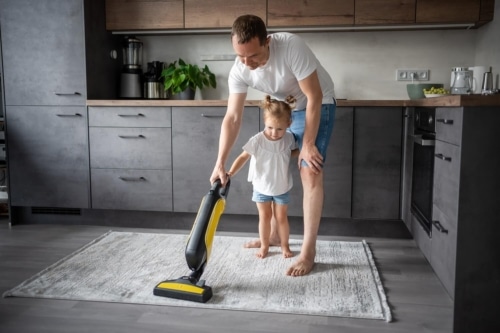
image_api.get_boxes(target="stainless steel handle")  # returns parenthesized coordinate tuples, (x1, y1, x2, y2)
(432, 220, 448, 234)
(54, 92, 82, 96)
(119, 176, 146, 182)
(201, 114, 225, 118)
(118, 113, 145, 117)
(436, 119, 454, 125)
(413, 135, 435, 146)
(435, 153, 452, 162)
(56, 113, 82, 117)
(118, 134, 145, 139)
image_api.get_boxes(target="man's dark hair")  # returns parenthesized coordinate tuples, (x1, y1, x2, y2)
(231, 15, 268, 45)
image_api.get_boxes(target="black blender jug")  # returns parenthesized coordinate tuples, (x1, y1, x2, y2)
(144, 61, 167, 99)
(120, 36, 143, 98)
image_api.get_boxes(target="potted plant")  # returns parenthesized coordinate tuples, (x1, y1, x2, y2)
(161, 58, 217, 100)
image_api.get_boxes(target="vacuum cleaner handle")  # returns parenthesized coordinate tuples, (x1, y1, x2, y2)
(213, 178, 230, 199)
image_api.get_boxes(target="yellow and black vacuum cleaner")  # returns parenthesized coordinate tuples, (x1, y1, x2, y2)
(153, 179, 230, 303)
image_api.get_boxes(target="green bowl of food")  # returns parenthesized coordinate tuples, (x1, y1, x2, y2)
(407, 83, 443, 99)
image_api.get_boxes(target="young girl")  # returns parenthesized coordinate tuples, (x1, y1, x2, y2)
(228, 95, 298, 259)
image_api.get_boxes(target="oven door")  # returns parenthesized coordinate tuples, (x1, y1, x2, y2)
(411, 133, 435, 236)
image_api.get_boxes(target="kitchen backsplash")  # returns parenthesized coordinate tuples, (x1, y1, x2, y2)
(139, 2, 499, 101)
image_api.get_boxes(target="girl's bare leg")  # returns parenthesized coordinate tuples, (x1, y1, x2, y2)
(273, 203, 293, 258)
(255, 202, 273, 258)
(244, 202, 280, 248)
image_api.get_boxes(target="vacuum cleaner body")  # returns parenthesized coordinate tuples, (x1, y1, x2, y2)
(154, 179, 230, 303)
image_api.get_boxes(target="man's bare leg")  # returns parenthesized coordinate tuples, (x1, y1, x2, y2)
(286, 168, 323, 276)
(244, 202, 281, 248)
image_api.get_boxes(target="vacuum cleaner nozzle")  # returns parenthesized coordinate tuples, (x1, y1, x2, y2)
(153, 276, 213, 303)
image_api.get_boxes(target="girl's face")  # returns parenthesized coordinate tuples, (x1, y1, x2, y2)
(263, 116, 291, 141)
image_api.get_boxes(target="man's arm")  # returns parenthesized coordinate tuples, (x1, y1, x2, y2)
(297, 70, 324, 174)
(210, 92, 247, 185)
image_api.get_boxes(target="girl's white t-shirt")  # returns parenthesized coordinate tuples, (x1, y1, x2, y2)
(243, 131, 297, 196)
(229, 32, 335, 110)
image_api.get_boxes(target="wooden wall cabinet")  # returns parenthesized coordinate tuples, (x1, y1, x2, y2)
(416, 0, 481, 24)
(355, 0, 416, 25)
(105, 0, 184, 30)
(267, 0, 354, 27)
(185, 0, 266, 29)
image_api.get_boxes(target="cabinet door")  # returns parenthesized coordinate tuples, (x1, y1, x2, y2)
(268, 0, 354, 27)
(288, 107, 353, 218)
(0, 0, 87, 106)
(355, 0, 416, 25)
(6, 106, 89, 208)
(172, 107, 260, 214)
(401, 108, 414, 230)
(105, 0, 184, 30)
(185, 0, 266, 29)
(352, 107, 403, 219)
(416, 0, 481, 23)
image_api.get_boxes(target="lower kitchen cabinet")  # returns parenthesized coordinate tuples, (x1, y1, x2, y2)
(172, 106, 260, 214)
(88, 106, 173, 211)
(401, 107, 414, 230)
(6, 106, 90, 208)
(352, 107, 403, 219)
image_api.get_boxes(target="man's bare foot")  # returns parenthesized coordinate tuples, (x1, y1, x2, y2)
(244, 236, 280, 248)
(256, 246, 269, 258)
(286, 255, 315, 276)
(282, 247, 293, 258)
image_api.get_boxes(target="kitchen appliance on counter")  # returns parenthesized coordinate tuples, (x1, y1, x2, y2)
(450, 67, 473, 95)
(120, 36, 143, 99)
(144, 61, 167, 99)
(481, 69, 494, 95)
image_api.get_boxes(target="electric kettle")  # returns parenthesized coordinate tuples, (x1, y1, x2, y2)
(450, 67, 473, 95)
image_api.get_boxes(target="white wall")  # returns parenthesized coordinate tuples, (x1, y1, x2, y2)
(140, 4, 498, 100)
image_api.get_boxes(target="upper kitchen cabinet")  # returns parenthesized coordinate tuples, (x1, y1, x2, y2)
(416, 0, 481, 24)
(267, 0, 354, 27)
(355, 0, 415, 25)
(0, 0, 120, 105)
(105, 0, 184, 30)
(185, 0, 266, 28)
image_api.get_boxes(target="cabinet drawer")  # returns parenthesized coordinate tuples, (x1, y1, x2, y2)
(89, 127, 171, 169)
(91, 169, 172, 211)
(435, 107, 463, 146)
(88, 107, 171, 127)
(431, 204, 457, 299)
(433, 140, 461, 225)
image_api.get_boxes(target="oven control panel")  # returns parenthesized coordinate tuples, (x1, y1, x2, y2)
(414, 108, 436, 134)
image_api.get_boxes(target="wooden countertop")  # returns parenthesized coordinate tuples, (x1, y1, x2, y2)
(87, 94, 500, 108)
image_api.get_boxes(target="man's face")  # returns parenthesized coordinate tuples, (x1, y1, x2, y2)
(232, 36, 270, 70)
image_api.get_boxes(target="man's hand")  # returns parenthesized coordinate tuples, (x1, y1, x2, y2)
(298, 143, 323, 174)
(210, 164, 229, 186)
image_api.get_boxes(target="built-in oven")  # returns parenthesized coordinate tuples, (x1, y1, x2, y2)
(411, 108, 436, 236)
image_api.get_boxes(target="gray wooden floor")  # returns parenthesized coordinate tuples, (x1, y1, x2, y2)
(0, 221, 454, 333)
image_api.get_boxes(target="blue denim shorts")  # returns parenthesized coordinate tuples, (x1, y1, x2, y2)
(252, 190, 291, 205)
(288, 102, 336, 167)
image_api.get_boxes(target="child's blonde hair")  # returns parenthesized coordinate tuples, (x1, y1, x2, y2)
(260, 95, 296, 122)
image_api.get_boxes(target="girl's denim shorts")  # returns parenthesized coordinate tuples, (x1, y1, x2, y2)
(252, 190, 291, 205)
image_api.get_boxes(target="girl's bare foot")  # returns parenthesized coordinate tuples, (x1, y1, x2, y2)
(256, 246, 269, 258)
(244, 235, 280, 248)
(282, 247, 293, 258)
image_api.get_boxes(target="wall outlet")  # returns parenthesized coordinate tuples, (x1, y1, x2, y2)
(396, 69, 430, 81)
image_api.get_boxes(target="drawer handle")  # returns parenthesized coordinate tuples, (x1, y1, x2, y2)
(435, 153, 451, 162)
(56, 113, 82, 117)
(201, 114, 225, 118)
(432, 220, 448, 234)
(118, 113, 145, 117)
(118, 135, 145, 139)
(54, 92, 82, 96)
(119, 176, 146, 182)
(436, 118, 454, 125)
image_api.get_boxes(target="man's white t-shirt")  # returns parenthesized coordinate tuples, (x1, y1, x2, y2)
(243, 131, 297, 196)
(229, 32, 335, 110)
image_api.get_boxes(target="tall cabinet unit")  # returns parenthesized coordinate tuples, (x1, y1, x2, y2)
(0, 0, 119, 217)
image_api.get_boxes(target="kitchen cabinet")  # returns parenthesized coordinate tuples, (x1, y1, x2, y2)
(352, 107, 403, 220)
(105, 0, 184, 30)
(355, 0, 415, 25)
(88, 107, 173, 212)
(416, 0, 481, 24)
(172, 106, 260, 215)
(185, 0, 266, 29)
(267, 0, 354, 27)
(401, 107, 414, 231)
(287, 107, 353, 218)
(6, 106, 90, 208)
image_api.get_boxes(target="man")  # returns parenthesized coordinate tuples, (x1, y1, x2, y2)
(210, 15, 335, 276)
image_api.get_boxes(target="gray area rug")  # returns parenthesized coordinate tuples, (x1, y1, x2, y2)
(3, 231, 391, 322)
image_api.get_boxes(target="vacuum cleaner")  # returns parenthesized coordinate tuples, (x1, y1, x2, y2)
(153, 179, 230, 303)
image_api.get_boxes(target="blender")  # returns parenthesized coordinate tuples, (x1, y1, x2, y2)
(120, 36, 143, 98)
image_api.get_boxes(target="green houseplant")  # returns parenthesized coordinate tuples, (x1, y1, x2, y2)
(161, 58, 217, 99)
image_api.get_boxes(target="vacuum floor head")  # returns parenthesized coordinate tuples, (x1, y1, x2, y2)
(153, 276, 213, 303)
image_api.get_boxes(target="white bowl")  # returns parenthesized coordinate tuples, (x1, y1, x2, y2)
(424, 93, 449, 98)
